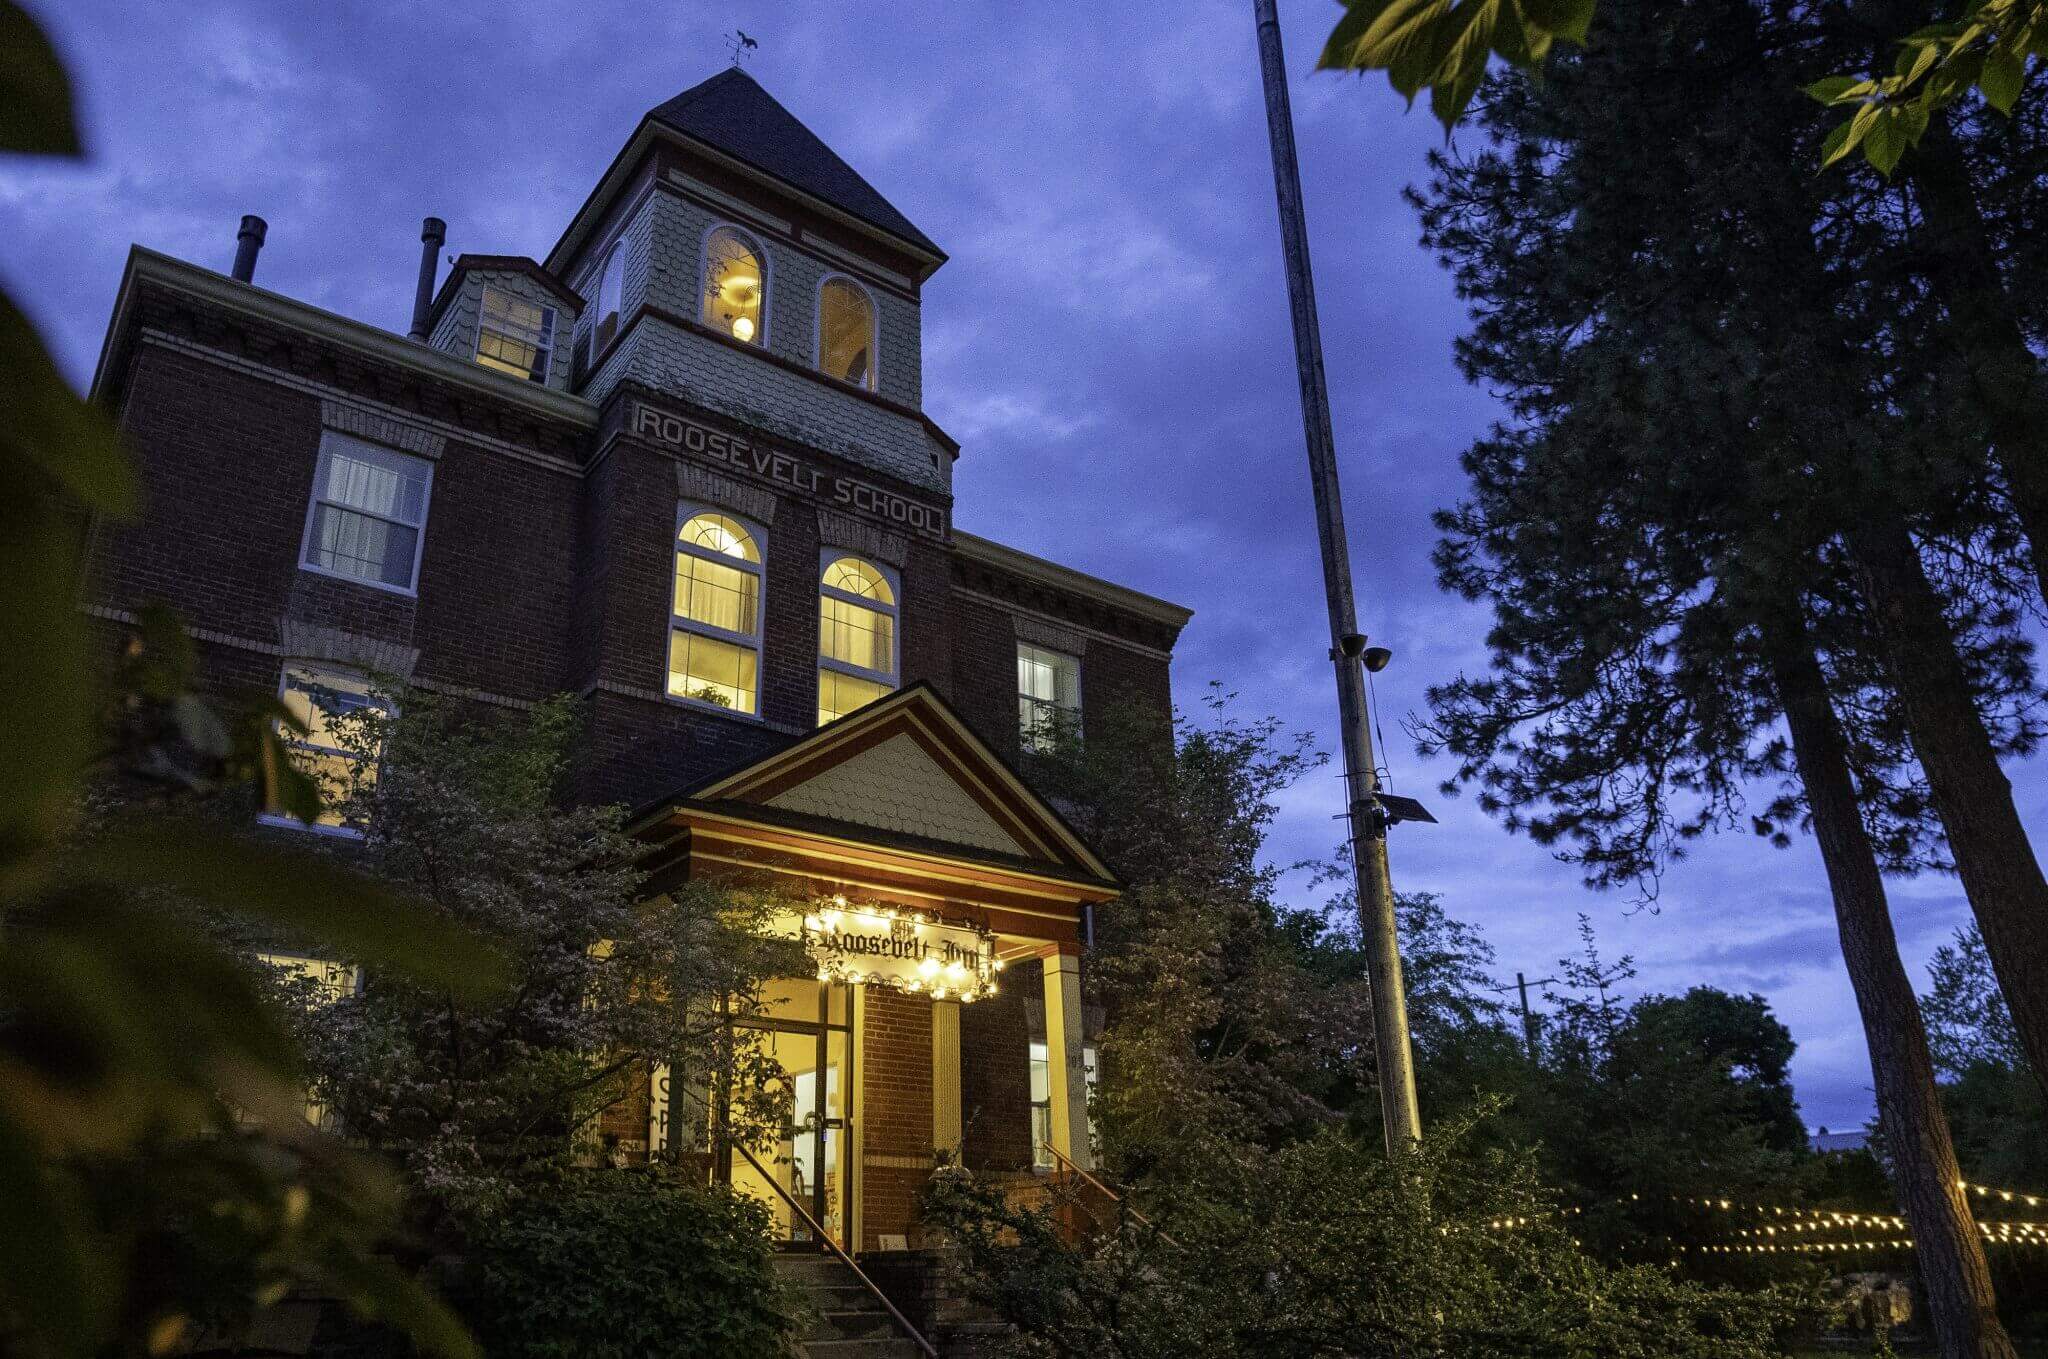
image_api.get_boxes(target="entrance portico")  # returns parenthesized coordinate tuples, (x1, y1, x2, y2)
(631, 684, 1117, 1250)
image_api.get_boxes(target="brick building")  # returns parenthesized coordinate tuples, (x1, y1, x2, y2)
(85, 68, 1188, 1254)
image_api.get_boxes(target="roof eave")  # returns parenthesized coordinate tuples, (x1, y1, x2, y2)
(952, 531, 1195, 630)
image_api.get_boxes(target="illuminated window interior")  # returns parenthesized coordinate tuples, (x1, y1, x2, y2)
(474, 286, 556, 383)
(702, 226, 764, 344)
(670, 508, 763, 714)
(1029, 1040, 1099, 1168)
(267, 665, 386, 834)
(818, 276, 876, 389)
(817, 554, 897, 725)
(300, 433, 431, 593)
(1017, 643, 1081, 752)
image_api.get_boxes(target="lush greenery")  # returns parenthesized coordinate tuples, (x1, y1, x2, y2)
(1318, 0, 2046, 174)
(0, 10, 508, 1355)
(288, 691, 799, 1214)
(458, 1166, 797, 1359)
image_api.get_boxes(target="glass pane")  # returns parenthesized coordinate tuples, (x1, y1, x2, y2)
(752, 978, 824, 1025)
(675, 553, 759, 634)
(817, 669, 891, 726)
(703, 228, 763, 343)
(679, 513, 759, 563)
(820, 596, 894, 673)
(307, 504, 419, 589)
(323, 443, 428, 524)
(819, 279, 875, 389)
(822, 556, 894, 604)
(1018, 645, 1057, 701)
(728, 1026, 847, 1247)
(668, 630, 759, 714)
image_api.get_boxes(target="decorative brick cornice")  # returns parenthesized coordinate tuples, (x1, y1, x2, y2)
(276, 619, 421, 681)
(319, 399, 446, 460)
(1012, 614, 1089, 656)
(676, 462, 778, 525)
(816, 507, 908, 567)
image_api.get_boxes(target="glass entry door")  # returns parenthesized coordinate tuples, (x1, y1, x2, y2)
(726, 980, 850, 1248)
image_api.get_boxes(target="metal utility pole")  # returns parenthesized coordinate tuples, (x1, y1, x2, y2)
(1250, 0, 1422, 1156)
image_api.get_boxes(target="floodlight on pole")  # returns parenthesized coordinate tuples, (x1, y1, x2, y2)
(1249, 0, 1424, 1158)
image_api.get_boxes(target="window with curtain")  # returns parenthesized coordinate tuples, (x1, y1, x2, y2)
(702, 225, 765, 344)
(670, 507, 764, 714)
(817, 553, 897, 725)
(299, 433, 432, 593)
(474, 285, 556, 383)
(817, 276, 876, 389)
(1017, 643, 1082, 752)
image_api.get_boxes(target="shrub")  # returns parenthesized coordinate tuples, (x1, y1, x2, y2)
(459, 1166, 797, 1359)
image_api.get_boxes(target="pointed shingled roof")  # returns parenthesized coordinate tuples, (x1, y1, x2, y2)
(649, 68, 942, 260)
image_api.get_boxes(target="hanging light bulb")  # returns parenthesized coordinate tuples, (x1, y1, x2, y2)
(731, 314, 756, 342)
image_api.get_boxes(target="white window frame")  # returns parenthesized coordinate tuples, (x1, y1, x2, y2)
(817, 550, 899, 686)
(257, 664, 391, 839)
(668, 503, 767, 719)
(296, 432, 433, 597)
(700, 222, 771, 346)
(591, 240, 627, 359)
(814, 273, 879, 391)
(473, 284, 556, 384)
(1017, 642, 1083, 753)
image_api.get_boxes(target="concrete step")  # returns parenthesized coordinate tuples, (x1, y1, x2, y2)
(806, 1309, 899, 1342)
(773, 1254, 862, 1285)
(799, 1341, 921, 1359)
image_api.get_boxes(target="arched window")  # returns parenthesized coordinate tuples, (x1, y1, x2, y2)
(702, 225, 765, 344)
(591, 241, 626, 356)
(817, 276, 876, 390)
(817, 553, 897, 726)
(669, 507, 764, 715)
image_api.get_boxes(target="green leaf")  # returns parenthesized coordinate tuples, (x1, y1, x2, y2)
(0, 293, 138, 516)
(0, 1, 81, 156)
(85, 823, 512, 1001)
(1523, 0, 1596, 44)
(320, 1251, 478, 1359)
(1803, 76, 1866, 106)
(0, 1112, 108, 1359)
(1980, 43, 2025, 112)
(1863, 105, 1912, 175)
(1818, 114, 1863, 168)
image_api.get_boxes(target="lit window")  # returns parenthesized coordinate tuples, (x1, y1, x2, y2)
(474, 285, 556, 383)
(817, 276, 876, 390)
(702, 225, 765, 344)
(299, 434, 432, 593)
(264, 665, 387, 836)
(1028, 1039, 1098, 1169)
(670, 508, 763, 714)
(592, 241, 626, 357)
(1017, 643, 1081, 752)
(817, 554, 897, 726)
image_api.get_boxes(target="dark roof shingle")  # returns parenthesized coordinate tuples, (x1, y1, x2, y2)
(649, 68, 941, 259)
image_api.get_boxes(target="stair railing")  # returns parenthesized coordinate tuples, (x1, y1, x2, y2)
(1039, 1142, 1179, 1248)
(729, 1139, 938, 1358)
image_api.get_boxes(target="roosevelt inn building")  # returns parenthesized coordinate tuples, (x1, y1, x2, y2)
(82, 68, 1188, 1262)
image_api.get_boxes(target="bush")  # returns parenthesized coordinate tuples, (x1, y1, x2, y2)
(923, 1121, 1826, 1359)
(459, 1166, 797, 1359)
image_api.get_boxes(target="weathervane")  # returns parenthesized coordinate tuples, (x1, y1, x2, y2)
(725, 29, 758, 67)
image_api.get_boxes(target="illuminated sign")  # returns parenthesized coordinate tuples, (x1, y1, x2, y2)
(778, 897, 1001, 1001)
(631, 402, 947, 540)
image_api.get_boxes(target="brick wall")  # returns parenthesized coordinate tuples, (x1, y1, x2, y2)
(960, 966, 1035, 1172)
(861, 987, 934, 1250)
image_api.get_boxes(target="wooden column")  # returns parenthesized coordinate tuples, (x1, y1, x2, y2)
(1041, 949, 1091, 1171)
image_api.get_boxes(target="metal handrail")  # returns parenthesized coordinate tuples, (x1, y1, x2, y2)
(1039, 1142, 1178, 1246)
(729, 1139, 938, 1359)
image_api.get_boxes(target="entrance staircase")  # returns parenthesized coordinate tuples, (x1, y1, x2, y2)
(774, 1254, 926, 1359)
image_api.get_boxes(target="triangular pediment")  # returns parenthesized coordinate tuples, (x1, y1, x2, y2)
(686, 684, 1113, 882)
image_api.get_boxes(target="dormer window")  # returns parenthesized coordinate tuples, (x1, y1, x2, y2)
(817, 276, 876, 390)
(474, 286, 555, 383)
(703, 225, 765, 344)
(591, 241, 626, 356)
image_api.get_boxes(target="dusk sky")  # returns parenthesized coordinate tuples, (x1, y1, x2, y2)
(10, 0, 2034, 1133)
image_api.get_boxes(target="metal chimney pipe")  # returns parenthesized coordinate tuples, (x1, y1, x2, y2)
(231, 215, 267, 282)
(408, 216, 447, 341)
